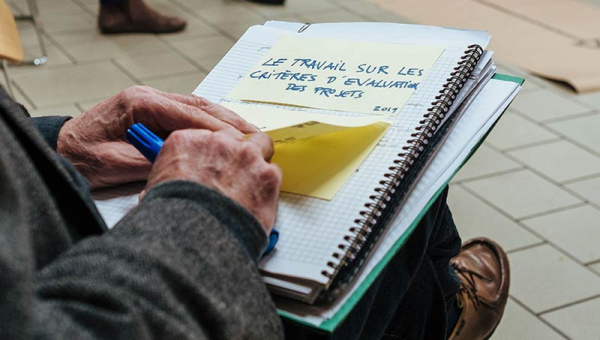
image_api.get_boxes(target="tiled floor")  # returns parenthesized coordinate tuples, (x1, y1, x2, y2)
(4, 0, 600, 338)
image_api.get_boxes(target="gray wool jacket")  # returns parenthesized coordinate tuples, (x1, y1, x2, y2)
(0, 87, 284, 339)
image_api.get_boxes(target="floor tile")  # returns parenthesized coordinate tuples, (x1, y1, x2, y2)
(508, 140, 600, 183)
(509, 244, 600, 313)
(13, 0, 79, 14)
(195, 55, 224, 74)
(547, 113, 600, 152)
(12, 62, 136, 108)
(114, 50, 199, 81)
(485, 111, 559, 151)
(522, 205, 600, 263)
(542, 297, 600, 340)
(566, 176, 600, 207)
(591, 262, 600, 275)
(53, 31, 171, 62)
(170, 35, 235, 61)
(38, 7, 96, 34)
(29, 104, 82, 117)
(493, 299, 565, 340)
(194, 3, 265, 25)
(454, 144, 522, 181)
(299, 9, 367, 23)
(248, 0, 340, 17)
(8, 38, 74, 75)
(463, 170, 582, 219)
(510, 90, 592, 122)
(448, 185, 541, 252)
(575, 91, 600, 110)
(143, 72, 206, 95)
(148, 2, 220, 42)
(214, 17, 267, 40)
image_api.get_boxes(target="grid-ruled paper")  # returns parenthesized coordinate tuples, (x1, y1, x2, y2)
(192, 26, 476, 284)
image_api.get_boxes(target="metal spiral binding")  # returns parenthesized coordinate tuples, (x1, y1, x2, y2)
(320, 44, 484, 283)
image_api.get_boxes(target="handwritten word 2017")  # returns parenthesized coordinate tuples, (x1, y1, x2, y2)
(374, 105, 399, 114)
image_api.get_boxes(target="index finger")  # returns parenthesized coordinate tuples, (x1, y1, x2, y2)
(156, 91, 259, 134)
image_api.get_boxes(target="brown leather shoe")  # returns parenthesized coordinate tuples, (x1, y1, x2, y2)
(99, 0, 186, 35)
(448, 238, 510, 340)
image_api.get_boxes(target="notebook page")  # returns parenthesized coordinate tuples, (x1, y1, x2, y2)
(193, 25, 477, 284)
(278, 79, 520, 324)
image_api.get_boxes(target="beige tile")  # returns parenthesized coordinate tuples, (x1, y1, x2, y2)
(522, 205, 600, 263)
(591, 262, 600, 275)
(548, 113, 600, 152)
(114, 50, 198, 80)
(196, 55, 224, 73)
(54, 32, 171, 62)
(299, 9, 367, 23)
(567, 176, 600, 207)
(12, 62, 136, 108)
(509, 244, 600, 313)
(448, 185, 541, 252)
(38, 7, 97, 34)
(510, 90, 592, 122)
(454, 144, 522, 181)
(29, 104, 82, 117)
(170, 35, 235, 61)
(542, 298, 600, 340)
(13, 0, 79, 14)
(508, 140, 600, 183)
(575, 91, 600, 110)
(143, 72, 206, 95)
(215, 18, 267, 40)
(248, 0, 340, 17)
(194, 3, 265, 25)
(493, 299, 564, 340)
(171, 0, 231, 11)
(9, 39, 74, 75)
(463, 170, 582, 219)
(78, 97, 110, 112)
(485, 112, 559, 151)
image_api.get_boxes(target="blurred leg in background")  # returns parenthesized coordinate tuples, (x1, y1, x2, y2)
(98, 0, 186, 34)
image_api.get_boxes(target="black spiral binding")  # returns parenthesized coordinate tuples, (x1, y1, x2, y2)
(318, 44, 484, 300)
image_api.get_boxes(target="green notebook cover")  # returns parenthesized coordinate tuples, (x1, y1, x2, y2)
(278, 73, 525, 332)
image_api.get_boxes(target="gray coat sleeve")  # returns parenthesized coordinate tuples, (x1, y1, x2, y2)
(33, 181, 284, 340)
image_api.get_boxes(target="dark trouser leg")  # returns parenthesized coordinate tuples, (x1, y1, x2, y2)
(283, 186, 462, 340)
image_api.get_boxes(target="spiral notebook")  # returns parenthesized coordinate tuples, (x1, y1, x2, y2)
(93, 21, 523, 331)
(189, 22, 492, 303)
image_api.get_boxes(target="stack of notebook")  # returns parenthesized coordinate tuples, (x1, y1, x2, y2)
(93, 21, 523, 332)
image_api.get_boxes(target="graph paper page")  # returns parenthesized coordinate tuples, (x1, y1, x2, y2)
(193, 25, 480, 284)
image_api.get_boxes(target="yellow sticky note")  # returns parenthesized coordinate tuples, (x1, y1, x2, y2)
(273, 122, 390, 200)
(222, 103, 390, 200)
(229, 35, 444, 115)
(223, 103, 386, 144)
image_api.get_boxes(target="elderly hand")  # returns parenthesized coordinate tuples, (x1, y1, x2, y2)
(57, 86, 257, 189)
(146, 129, 282, 232)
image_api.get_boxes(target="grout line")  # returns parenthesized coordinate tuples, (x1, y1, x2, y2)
(458, 183, 600, 280)
(586, 258, 600, 267)
(490, 137, 563, 153)
(508, 296, 571, 339)
(538, 110, 600, 125)
(538, 294, 600, 316)
(109, 59, 142, 85)
(154, 35, 212, 73)
(74, 102, 86, 114)
(560, 172, 600, 186)
(10, 81, 36, 109)
(505, 241, 546, 254)
(516, 202, 587, 221)
(453, 166, 525, 184)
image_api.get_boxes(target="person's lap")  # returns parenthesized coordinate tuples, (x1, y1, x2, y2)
(283, 186, 462, 339)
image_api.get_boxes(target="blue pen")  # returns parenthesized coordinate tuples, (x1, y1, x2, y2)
(126, 123, 279, 256)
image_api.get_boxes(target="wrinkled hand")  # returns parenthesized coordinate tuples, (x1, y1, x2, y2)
(146, 129, 282, 232)
(57, 86, 257, 189)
